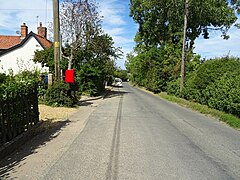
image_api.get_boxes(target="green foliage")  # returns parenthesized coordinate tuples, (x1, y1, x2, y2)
(126, 44, 183, 93)
(130, 0, 236, 48)
(204, 69, 240, 117)
(183, 57, 240, 104)
(0, 75, 38, 100)
(14, 70, 40, 83)
(33, 47, 54, 72)
(114, 69, 128, 81)
(34, 31, 119, 99)
(71, 33, 120, 96)
(128, 0, 240, 120)
(44, 81, 78, 107)
(33, 47, 68, 74)
(33, 1, 120, 99)
(0, 73, 8, 84)
(0, 79, 39, 143)
(166, 57, 240, 118)
(0, 70, 40, 99)
(76, 64, 104, 96)
(167, 78, 181, 97)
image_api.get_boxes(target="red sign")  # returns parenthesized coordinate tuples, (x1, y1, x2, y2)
(65, 69, 74, 83)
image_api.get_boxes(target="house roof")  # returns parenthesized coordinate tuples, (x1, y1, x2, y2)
(0, 35, 22, 49)
(34, 33, 52, 48)
(0, 31, 52, 56)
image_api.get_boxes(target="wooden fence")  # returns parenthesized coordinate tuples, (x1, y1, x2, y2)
(0, 85, 39, 146)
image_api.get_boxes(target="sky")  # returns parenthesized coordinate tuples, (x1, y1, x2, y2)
(0, 0, 240, 69)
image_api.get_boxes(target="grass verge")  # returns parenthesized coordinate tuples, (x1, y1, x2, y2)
(159, 92, 240, 130)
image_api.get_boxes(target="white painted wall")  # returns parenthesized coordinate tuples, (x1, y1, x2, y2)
(0, 36, 49, 74)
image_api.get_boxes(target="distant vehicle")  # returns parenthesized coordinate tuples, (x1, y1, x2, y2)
(112, 78, 123, 87)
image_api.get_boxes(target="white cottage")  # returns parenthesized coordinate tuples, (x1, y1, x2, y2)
(0, 23, 52, 74)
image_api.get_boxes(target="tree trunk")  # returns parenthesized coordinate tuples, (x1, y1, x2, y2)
(68, 48, 73, 70)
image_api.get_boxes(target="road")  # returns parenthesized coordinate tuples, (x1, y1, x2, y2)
(1, 83, 240, 179)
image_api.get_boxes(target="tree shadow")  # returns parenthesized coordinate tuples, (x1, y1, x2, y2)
(104, 89, 129, 99)
(78, 101, 93, 106)
(0, 119, 70, 179)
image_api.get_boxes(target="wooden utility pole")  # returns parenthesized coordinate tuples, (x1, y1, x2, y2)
(53, 0, 61, 80)
(180, 0, 189, 93)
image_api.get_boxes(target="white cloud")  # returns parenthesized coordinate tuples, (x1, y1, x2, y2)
(98, 0, 135, 69)
(98, 0, 126, 26)
(112, 35, 134, 45)
(194, 27, 240, 59)
(0, 0, 53, 35)
(104, 27, 125, 36)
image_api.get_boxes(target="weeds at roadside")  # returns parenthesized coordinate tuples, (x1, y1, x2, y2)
(159, 92, 240, 130)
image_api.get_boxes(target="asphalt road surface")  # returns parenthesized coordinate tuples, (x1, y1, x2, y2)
(2, 83, 240, 179)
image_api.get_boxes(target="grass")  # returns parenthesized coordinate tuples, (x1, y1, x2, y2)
(159, 92, 240, 130)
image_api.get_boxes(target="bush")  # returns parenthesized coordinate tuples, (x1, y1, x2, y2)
(76, 65, 105, 96)
(183, 57, 240, 104)
(167, 78, 181, 96)
(0, 73, 8, 84)
(44, 81, 79, 107)
(0, 79, 39, 143)
(204, 69, 240, 117)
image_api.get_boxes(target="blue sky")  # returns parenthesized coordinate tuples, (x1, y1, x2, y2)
(98, 0, 137, 69)
(0, 0, 240, 69)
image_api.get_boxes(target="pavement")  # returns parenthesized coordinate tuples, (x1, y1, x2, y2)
(0, 93, 105, 179)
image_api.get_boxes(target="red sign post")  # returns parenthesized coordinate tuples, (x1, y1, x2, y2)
(65, 69, 74, 83)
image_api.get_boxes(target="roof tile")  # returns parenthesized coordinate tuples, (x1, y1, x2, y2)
(0, 35, 22, 49)
(35, 34, 52, 48)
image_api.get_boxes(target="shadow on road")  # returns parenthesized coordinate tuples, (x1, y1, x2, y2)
(78, 101, 93, 106)
(104, 89, 129, 99)
(0, 119, 70, 179)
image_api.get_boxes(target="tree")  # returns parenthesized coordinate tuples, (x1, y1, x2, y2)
(60, 0, 102, 69)
(114, 69, 128, 81)
(231, 0, 240, 28)
(33, 0, 121, 96)
(33, 46, 68, 73)
(75, 33, 122, 95)
(183, 57, 240, 104)
(130, 0, 237, 48)
(127, 0, 237, 93)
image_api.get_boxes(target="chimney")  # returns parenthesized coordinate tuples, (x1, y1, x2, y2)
(21, 23, 28, 39)
(37, 22, 47, 38)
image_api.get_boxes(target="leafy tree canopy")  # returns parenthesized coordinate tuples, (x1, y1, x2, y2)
(130, 0, 237, 48)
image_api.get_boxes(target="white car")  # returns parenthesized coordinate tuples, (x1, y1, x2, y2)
(112, 78, 123, 87)
(115, 81, 123, 87)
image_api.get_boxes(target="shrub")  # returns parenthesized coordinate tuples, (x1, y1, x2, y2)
(204, 69, 240, 117)
(44, 81, 79, 107)
(183, 57, 240, 104)
(167, 78, 181, 96)
(0, 73, 8, 84)
(76, 65, 105, 96)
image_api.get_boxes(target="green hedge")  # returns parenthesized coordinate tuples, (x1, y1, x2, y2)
(183, 57, 240, 104)
(0, 78, 39, 145)
(44, 81, 80, 107)
(76, 64, 105, 96)
(204, 69, 240, 117)
(167, 57, 240, 118)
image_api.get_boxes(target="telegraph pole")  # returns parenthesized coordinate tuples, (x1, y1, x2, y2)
(53, 0, 61, 80)
(180, 0, 189, 93)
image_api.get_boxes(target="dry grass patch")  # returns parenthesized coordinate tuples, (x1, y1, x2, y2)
(39, 104, 78, 121)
